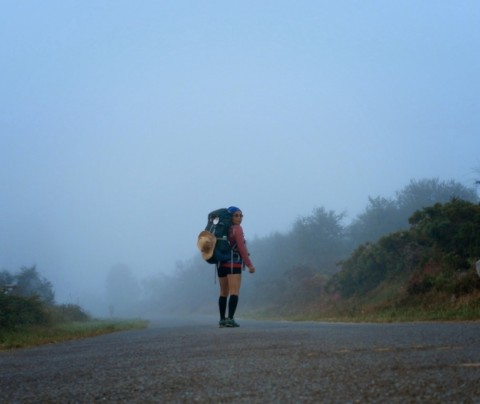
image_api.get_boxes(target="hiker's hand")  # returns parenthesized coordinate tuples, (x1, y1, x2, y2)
(249, 266, 255, 274)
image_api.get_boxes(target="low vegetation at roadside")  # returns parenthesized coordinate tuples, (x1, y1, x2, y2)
(249, 290, 480, 323)
(297, 291, 480, 323)
(0, 319, 149, 351)
(0, 268, 148, 350)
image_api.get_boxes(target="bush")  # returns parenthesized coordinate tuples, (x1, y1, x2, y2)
(49, 304, 91, 323)
(0, 294, 51, 330)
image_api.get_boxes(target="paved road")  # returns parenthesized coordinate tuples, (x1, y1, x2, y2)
(1, 316, 479, 403)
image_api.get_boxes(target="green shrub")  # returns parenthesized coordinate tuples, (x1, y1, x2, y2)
(48, 304, 91, 323)
(0, 294, 51, 330)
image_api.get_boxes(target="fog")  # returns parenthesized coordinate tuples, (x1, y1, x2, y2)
(1, 2, 479, 316)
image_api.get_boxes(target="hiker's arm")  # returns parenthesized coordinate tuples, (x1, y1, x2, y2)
(233, 225, 254, 270)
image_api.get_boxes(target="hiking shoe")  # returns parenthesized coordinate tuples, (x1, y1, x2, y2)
(225, 318, 240, 328)
(219, 319, 227, 328)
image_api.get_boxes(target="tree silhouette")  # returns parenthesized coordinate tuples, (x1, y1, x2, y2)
(12, 266, 55, 304)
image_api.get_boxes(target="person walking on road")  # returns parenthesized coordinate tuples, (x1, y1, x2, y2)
(217, 206, 255, 328)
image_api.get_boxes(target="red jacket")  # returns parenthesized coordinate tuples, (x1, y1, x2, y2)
(219, 224, 253, 269)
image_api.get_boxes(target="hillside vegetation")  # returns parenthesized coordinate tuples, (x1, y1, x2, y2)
(321, 199, 480, 321)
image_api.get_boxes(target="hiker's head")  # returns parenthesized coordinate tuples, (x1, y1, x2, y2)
(228, 206, 243, 225)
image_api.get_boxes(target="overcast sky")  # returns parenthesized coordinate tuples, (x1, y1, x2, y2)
(1, 1, 479, 312)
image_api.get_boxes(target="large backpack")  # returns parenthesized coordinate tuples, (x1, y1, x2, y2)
(204, 208, 233, 264)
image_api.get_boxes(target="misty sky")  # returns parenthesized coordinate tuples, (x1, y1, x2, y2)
(1, 1, 479, 312)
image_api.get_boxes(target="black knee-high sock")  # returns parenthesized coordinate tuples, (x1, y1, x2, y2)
(218, 296, 227, 319)
(228, 295, 239, 319)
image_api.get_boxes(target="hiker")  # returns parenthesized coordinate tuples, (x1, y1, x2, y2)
(217, 206, 255, 328)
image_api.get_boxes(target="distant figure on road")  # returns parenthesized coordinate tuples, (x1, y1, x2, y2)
(217, 206, 255, 328)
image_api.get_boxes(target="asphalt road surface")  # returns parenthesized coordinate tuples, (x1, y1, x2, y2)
(1, 316, 479, 403)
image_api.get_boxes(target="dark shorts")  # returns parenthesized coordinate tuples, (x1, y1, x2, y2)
(217, 265, 242, 278)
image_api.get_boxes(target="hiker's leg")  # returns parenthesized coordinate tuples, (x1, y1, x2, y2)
(218, 295, 227, 319)
(228, 294, 239, 319)
(218, 276, 229, 319)
(219, 276, 229, 297)
(227, 274, 241, 295)
(227, 274, 241, 319)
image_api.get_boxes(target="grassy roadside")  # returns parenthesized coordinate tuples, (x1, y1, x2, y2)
(246, 290, 480, 323)
(248, 308, 480, 323)
(317, 290, 480, 323)
(0, 319, 149, 351)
